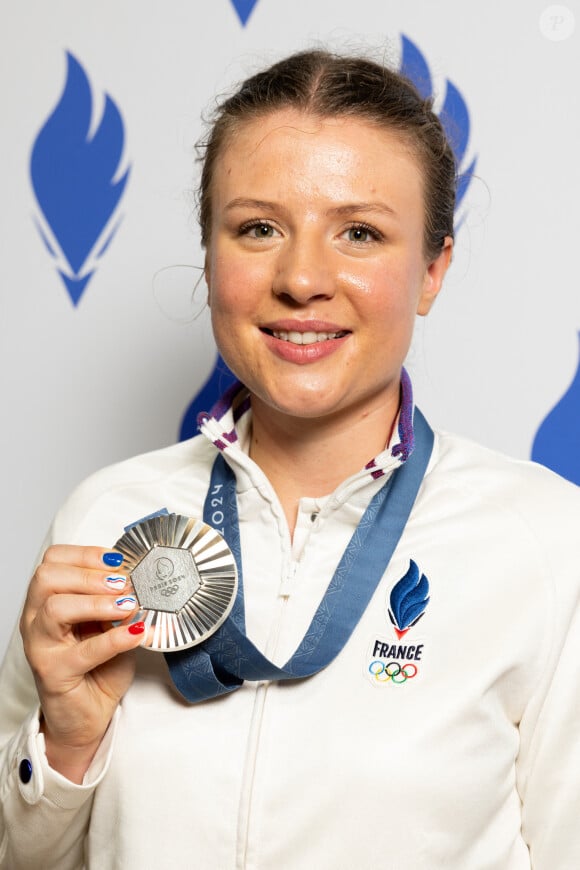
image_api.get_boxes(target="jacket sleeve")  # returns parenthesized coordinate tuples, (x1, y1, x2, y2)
(518, 567, 580, 868)
(0, 619, 118, 870)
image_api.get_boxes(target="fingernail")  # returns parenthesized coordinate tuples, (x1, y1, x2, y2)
(115, 595, 137, 611)
(128, 621, 145, 635)
(105, 575, 127, 590)
(103, 552, 124, 568)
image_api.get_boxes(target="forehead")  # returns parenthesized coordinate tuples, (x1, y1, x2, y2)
(212, 109, 424, 204)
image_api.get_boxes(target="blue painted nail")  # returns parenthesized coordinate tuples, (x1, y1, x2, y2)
(103, 552, 124, 567)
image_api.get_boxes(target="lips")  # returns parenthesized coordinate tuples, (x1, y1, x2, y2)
(259, 323, 351, 365)
(263, 328, 349, 345)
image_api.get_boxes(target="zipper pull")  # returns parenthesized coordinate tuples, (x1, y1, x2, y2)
(278, 562, 297, 598)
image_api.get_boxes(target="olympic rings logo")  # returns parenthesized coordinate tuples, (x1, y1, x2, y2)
(368, 660, 418, 684)
(160, 584, 180, 596)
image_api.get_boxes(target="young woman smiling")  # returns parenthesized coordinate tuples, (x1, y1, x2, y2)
(1, 50, 579, 870)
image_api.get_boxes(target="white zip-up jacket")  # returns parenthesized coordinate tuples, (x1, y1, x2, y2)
(1, 387, 580, 869)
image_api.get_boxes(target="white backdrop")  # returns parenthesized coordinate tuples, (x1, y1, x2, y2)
(1, 0, 579, 654)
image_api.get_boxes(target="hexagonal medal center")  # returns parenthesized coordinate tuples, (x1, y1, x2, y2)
(131, 546, 200, 613)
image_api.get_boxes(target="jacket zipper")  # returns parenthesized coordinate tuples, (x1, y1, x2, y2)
(235, 559, 296, 869)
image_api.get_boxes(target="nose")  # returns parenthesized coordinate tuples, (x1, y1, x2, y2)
(272, 232, 334, 305)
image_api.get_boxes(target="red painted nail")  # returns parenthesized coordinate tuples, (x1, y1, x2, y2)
(128, 621, 145, 635)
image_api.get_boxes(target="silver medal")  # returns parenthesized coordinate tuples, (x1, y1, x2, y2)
(113, 513, 237, 652)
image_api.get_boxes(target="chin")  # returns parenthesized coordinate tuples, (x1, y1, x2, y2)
(257, 383, 366, 423)
(249, 383, 334, 418)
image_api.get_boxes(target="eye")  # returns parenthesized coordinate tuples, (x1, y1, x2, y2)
(342, 223, 383, 244)
(251, 223, 275, 238)
(239, 220, 278, 239)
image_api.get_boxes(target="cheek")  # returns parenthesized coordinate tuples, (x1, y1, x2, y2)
(208, 263, 256, 359)
(208, 251, 271, 312)
(209, 302, 243, 379)
(209, 294, 240, 360)
(347, 261, 419, 319)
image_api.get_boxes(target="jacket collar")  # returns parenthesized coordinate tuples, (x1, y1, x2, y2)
(198, 368, 415, 498)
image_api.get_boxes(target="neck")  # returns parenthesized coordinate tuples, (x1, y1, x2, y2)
(249, 391, 400, 536)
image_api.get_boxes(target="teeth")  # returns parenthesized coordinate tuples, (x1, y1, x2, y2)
(272, 330, 343, 344)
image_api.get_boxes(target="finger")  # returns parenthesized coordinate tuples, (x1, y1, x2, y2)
(29, 561, 129, 598)
(32, 592, 140, 641)
(25, 562, 131, 620)
(71, 621, 147, 676)
(31, 622, 145, 688)
(43, 544, 125, 571)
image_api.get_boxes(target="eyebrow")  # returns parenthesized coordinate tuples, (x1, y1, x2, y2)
(224, 198, 398, 218)
(224, 198, 278, 213)
(330, 202, 398, 218)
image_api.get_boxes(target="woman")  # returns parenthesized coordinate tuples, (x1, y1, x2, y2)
(1, 50, 579, 869)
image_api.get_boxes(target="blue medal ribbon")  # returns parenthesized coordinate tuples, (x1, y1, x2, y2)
(166, 408, 433, 703)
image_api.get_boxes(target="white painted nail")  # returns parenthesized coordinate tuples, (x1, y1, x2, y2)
(105, 575, 127, 590)
(115, 595, 137, 611)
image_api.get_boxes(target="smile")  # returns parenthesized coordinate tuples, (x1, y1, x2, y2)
(263, 329, 349, 345)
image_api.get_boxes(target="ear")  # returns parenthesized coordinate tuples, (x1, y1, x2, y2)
(417, 236, 453, 316)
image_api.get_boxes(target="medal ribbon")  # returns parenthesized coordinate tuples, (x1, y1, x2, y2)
(166, 408, 433, 703)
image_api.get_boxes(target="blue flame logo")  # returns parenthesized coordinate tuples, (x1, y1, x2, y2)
(399, 35, 477, 221)
(229, 0, 260, 26)
(30, 52, 130, 306)
(388, 560, 430, 639)
(531, 333, 580, 485)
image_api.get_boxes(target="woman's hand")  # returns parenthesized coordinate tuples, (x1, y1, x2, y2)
(20, 545, 145, 783)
